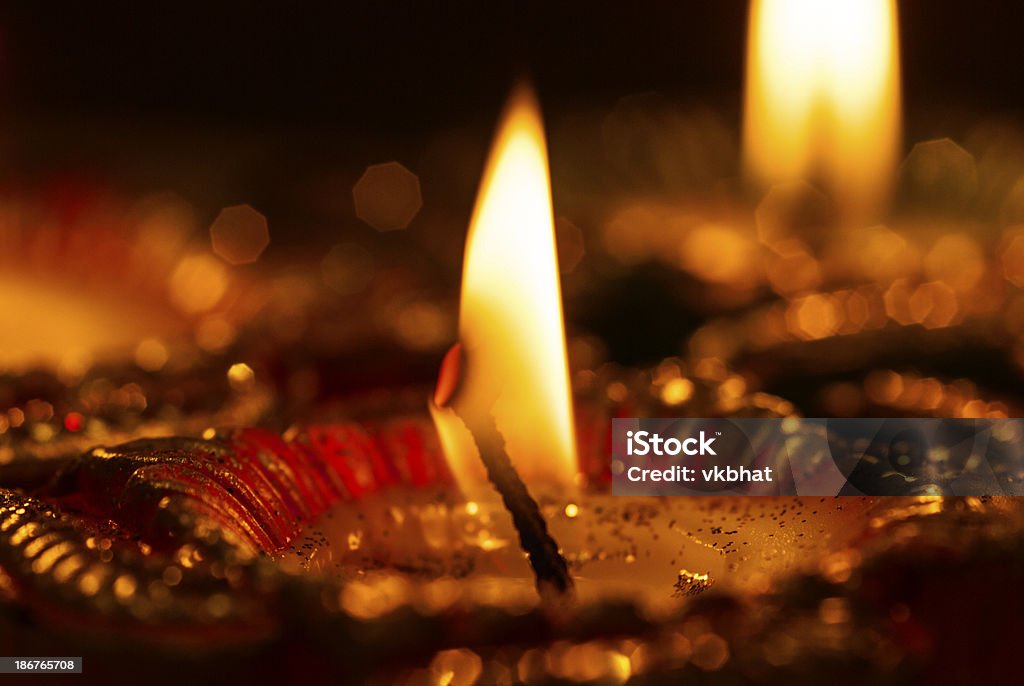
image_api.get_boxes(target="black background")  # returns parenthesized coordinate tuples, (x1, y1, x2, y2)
(1, 1, 1021, 133)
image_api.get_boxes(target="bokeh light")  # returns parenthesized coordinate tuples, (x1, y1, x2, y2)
(353, 162, 423, 231)
(169, 254, 230, 314)
(210, 204, 270, 265)
(321, 243, 375, 295)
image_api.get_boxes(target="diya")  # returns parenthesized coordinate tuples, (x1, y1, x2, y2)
(2, 1, 1024, 685)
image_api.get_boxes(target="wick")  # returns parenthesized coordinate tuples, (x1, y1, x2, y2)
(435, 343, 576, 605)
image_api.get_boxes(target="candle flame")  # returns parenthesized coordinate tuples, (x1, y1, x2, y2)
(430, 84, 578, 493)
(744, 0, 901, 221)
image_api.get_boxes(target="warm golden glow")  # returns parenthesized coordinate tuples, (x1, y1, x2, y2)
(430, 84, 578, 492)
(744, 0, 901, 221)
(0, 275, 175, 373)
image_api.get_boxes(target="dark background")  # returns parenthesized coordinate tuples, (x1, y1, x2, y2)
(0, 1, 1021, 134)
(0, 1, 1021, 372)
(0, 0, 1020, 283)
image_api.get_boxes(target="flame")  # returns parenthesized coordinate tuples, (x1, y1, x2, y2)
(743, 0, 901, 221)
(430, 84, 578, 493)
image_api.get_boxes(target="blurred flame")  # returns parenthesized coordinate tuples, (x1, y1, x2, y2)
(744, 0, 901, 220)
(430, 84, 578, 492)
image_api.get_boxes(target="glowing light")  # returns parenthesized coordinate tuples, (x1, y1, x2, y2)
(169, 254, 229, 313)
(227, 362, 255, 390)
(679, 225, 756, 285)
(135, 338, 169, 371)
(196, 317, 236, 352)
(744, 0, 901, 221)
(210, 204, 270, 265)
(660, 378, 694, 406)
(0, 275, 167, 373)
(63, 412, 84, 433)
(353, 162, 423, 232)
(430, 84, 578, 492)
(113, 574, 137, 601)
(819, 596, 851, 625)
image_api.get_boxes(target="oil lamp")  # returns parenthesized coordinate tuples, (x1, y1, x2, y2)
(744, 0, 901, 222)
(280, 82, 885, 614)
(1, 1, 1024, 684)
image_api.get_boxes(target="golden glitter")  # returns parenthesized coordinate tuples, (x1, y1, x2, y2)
(925, 233, 984, 292)
(417, 578, 461, 614)
(908, 281, 959, 328)
(882, 278, 916, 325)
(428, 651, 483, 686)
(388, 506, 406, 525)
(652, 359, 682, 385)
(25, 400, 54, 422)
(340, 577, 411, 620)
(429, 649, 482, 686)
(227, 363, 255, 390)
(866, 370, 904, 404)
(209, 204, 270, 265)
(962, 400, 987, 418)
(820, 549, 862, 584)
(78, 567, 107, 596)
(9, 522, 39, 546)
(680, 224, 756, 285)
(206, 593, 232, 618)
(0, 511, 22, 532)
(465, 501, 480, 516)
(51, 554, 85, 583)
(134, 338, 169, 371)
(8, 408, 25, 429)
(787, 293, 841, 339)
(148, 580, 171, 604)
(23, 532, 60, 559)
(660, 378, 694, 406)
(673, 569, 715, 597)
(608, 651, 632, 684)
(196, 317, 236, 352)
(32, 542, 73, 574)
(169, 254, 229, 314)
(353, 162, 423, 232)
(113, 574, 137, 601)
(162, 566, 183, 586)
(176, 545, 197, 569)
(720, 375, 747, 399)
(564, 503, 580, 518)
(819, 597, 851, 624)
(690, 634, 729, 671)
(606, 382, 628, 402)
(30, 423, 56, 443)
(477, 531, 507, 552)
(517, 648, 546, 683)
